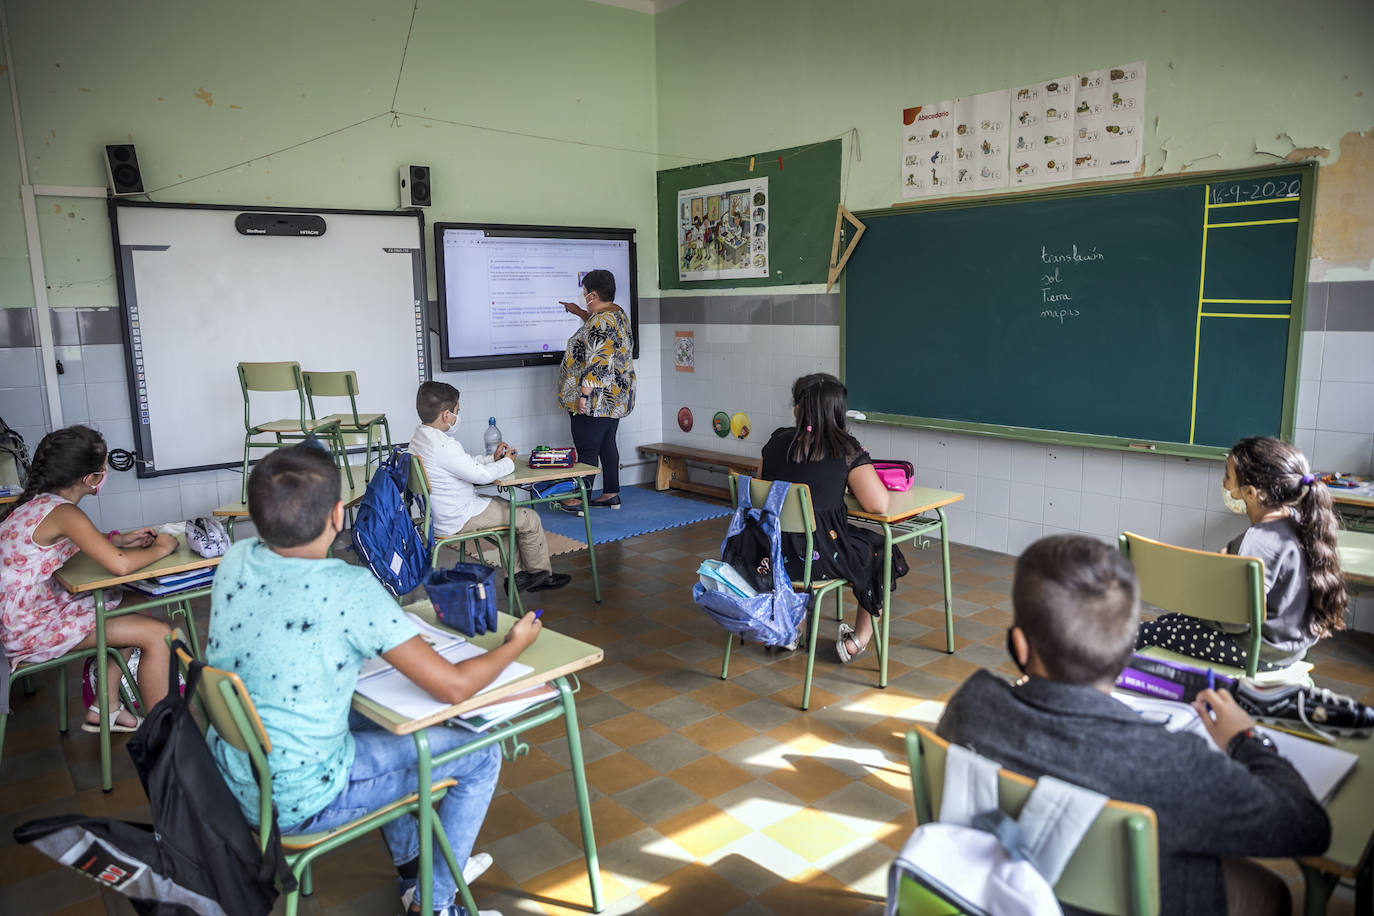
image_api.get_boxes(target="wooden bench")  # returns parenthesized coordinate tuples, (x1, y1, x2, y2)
(637, 442, 760, 502)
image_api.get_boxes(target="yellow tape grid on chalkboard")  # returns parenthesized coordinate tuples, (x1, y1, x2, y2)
(1188, 185, 1300, 443)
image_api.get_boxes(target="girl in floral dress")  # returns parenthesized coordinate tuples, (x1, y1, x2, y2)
(1, 426, 178, 731)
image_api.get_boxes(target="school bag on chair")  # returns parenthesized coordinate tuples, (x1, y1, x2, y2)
(692, 477, 809, 649)
(885, 744, 1106, 916)
(352, 447, 432, 596)
(15, 640, 295, 915)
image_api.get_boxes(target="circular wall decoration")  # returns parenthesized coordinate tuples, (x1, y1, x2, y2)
(677, 407, 693, 432)
(712, 411, 730, 437)
(730, 412, 751, 440)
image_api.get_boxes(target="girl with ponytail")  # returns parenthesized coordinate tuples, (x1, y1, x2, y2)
(761, 374, 908, 664)
(1, 426, 177, 732)
(1137, 436, 1346, 670)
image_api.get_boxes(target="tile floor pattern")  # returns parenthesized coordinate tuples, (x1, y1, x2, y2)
(1, 498, 1370, 915)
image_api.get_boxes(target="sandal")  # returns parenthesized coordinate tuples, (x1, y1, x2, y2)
(82, 704, 142, 734)
(835, 624, 868, 664)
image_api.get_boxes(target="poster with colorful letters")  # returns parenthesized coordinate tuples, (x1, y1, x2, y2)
(900, 101, 956, 199)
(1010, 75, 1075, 186)
(1073, 60, 1146, 179)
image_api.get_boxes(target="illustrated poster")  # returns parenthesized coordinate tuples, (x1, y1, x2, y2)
(675, 330, 694, 372)
(678, 178, 769, 281)
(900, 102, 955, 199)
(1073, 61, 1146, 179)
(1010, 75, 1075, 186)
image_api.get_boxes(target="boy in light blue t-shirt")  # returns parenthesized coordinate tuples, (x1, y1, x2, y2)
(208, 444, 541, 916)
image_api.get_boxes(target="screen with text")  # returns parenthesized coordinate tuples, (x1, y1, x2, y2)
(441, 229, 632, 362)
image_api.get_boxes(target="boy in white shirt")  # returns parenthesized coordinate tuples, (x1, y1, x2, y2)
(410, 382, 570, 592)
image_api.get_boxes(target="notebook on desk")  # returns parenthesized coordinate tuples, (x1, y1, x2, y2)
(1113, 691, 1358, 804)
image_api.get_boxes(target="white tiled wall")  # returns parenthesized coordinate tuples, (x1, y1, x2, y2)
(656, 311, 1374, 632)
(0, 326, 667, 530)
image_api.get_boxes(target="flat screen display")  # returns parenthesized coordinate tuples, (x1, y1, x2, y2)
(434, 223, 638, 371)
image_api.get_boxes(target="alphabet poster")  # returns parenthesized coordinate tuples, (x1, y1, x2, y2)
(900, 61, 1145, 197)
(678, 178, 769, 281)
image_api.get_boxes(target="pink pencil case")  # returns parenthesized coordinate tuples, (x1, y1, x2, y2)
(872, 459, 914, 492)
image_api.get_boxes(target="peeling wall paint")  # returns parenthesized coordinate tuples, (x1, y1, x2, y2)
(654, 0, 1374, 287)
(1310, 127, 1374, 278)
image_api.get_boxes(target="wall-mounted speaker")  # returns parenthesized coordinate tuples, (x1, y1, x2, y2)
(104, 144, 144, 196)
(399, 165, 431, 208)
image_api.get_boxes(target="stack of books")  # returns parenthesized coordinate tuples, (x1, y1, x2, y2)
(528, 446, 576, 469)
(128, 567, 215, 596)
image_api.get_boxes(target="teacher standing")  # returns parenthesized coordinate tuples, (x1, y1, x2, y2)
(556, 269, 636, 514)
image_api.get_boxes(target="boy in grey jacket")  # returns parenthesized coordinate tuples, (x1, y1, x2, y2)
(937, 534, 1329, 916)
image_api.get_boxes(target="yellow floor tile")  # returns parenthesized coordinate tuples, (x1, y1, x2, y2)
(655, 802, 753, 858)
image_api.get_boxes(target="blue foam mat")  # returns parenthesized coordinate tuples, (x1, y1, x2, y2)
(532, 485, 730, 546)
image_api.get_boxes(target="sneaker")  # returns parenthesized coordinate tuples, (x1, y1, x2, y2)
(399, 853, 496, 914)
(1235, 681, 1374, 738)
(185, 516, 230, 558)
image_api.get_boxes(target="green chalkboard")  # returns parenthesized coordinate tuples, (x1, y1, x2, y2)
(842, 164, 1315, 458)
(656, 140, 841, 289)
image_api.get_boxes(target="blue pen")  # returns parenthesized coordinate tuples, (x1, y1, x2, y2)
(1204, 667, 1215, 713)
(533, 608, 543, 620)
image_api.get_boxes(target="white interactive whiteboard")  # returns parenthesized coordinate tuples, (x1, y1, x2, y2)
(110, 201, 428, 476)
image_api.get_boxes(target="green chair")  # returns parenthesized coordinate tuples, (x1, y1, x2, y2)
(409, 455, 522, 614)
(1119, 531, 1312, 683)
(0, 647, 139, 773)
(720, 475, 856, 711)
(237, 361, 352, 503)
(302, 370, 392, 481)
(171, 639, 478, 916)
(902, 725, 1160, 916)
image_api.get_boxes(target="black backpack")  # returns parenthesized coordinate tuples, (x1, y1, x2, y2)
(16, 642, 294, 915)
(721, 504, 775, 594)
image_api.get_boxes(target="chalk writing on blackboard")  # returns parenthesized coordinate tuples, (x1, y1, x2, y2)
(1208, 177, 1301, 206)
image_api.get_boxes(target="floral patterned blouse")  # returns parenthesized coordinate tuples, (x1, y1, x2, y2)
(558, 306, 636, 419)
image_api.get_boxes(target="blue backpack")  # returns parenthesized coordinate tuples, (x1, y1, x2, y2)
(352, 448, 432, 596)
(692, 478, 809, 648)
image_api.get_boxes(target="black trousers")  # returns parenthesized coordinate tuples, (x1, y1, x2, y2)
(570, 414, 620, 494)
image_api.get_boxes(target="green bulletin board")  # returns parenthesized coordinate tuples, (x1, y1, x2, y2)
(842, 164, 1315, 457)
(656, 139, 841, 289)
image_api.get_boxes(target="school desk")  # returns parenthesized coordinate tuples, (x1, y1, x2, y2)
(845, 486, 966, 687)
(1336, 529, 1374, 590)
(352, 604, 605, 914)
(212, 464, 370, 539)
(54, 534, 219, 791)
(1331, 480, 1374, 534)
(495, 459, 603, 604)
(1299, 728, 1374, 915)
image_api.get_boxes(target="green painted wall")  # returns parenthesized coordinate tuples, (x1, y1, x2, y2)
(653, 0, 1374, 289)
(1, 0, 661, 308)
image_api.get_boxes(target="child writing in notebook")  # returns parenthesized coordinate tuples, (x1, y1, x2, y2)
(760, 373, 907, 663)
(207, 443, 541, 916)
(1136, 436, 1346, 671)
(0, 425, 177, 733)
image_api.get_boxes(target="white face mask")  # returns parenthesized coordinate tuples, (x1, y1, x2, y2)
(1221, 484, 1248, 515)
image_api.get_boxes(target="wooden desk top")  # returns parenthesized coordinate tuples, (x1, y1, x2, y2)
(213, 465, 370, 518)
(55, 534, 220, 594)
(497, 459, 602, 488)
(1306, 728, 1374, 877)
(845, 486, 965, 524)
(0, 493, 16, 506)
(1330, 481, 1374, 509)
(1337, 529, 1374, 588)
(352, 602, 603, 735)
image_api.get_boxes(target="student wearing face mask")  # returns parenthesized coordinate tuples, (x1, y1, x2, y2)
(0, 425, 177, 733)
(409, 382, 570, 593)
(1135, 436, 1346, 672)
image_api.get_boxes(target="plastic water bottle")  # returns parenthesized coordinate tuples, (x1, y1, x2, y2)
(484, 417, 502, 456)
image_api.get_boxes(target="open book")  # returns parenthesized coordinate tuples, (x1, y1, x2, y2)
(1113, 691, 1357, 804)
(354, 613, 534, 721)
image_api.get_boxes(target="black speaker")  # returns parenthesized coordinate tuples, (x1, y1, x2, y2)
(400, 164, 431, 208)
(104, 144, 144, 196)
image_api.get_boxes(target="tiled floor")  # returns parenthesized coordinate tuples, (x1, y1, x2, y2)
(1, 494, 1370, 915)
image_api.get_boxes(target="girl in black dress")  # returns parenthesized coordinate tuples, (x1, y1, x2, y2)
(760, 374, 905, 662)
